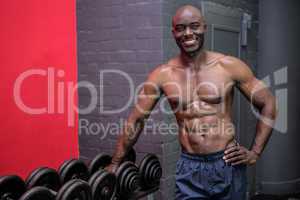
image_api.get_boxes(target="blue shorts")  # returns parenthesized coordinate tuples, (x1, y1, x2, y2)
(175, 150, 247, 200)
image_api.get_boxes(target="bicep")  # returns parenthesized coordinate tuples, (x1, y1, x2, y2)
(238, 77, 270, 108)
(235, 68, 271, 109)
(229, 57, 271, 108)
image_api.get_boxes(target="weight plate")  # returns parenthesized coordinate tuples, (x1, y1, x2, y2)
(26, 167, 61, 191)
(58, 160, 74, 178)
(0, 175, 26, 199)
(119, 167, 132, 193)
(56, 179, 92, 200)
(59, 159, 89, 184)
(139, 154, 156, 178)
(25, 168, 45, 188)
(139, 154, 162, 188)
(120, 166, 139, 193)
(144, 159, 160, 180)
(116, 161, 140, 195)
(88, 154, 112, 175)
(149, 161, 162, 180)
(88, 170, 116, 200)
(19, 187, 55, 200)
(88, 170, 105, 189)
(124, 170, 139, 192)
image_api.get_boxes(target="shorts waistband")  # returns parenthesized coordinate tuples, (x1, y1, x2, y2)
(181, 150, 225, 162)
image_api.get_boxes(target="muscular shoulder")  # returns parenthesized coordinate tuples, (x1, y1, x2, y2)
(219, 55, 254, 84)
(146, 64, 171, 86)
(148, 56, 183, 80)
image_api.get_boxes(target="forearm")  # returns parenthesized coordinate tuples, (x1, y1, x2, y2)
(108, 69, 161, 166)
(110, 117, 144, 165)
(251, 99, 277, 155)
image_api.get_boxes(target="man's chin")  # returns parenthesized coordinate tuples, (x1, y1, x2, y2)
(182, 46, 201, 55)
(185, 47, 198, 52)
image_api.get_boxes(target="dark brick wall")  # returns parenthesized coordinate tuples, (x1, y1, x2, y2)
(77, 0, 165, 149)
(77, 0, 259, 199)
(77, 0, 168, 199)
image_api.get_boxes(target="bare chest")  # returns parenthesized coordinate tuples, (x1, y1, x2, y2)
(161, 66, 234, 108)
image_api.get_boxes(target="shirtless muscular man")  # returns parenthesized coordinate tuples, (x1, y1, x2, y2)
(106, 5, 276, 200)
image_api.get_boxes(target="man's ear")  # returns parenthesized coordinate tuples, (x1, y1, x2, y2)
(171, 27, 175, 36)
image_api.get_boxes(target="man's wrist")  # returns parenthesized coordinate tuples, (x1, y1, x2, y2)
(250, 149, 260, 158)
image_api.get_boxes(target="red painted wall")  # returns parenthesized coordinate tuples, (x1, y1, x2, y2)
(0, 0, 79, 178)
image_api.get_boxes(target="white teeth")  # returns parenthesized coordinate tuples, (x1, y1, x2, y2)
(183, 40, 196, 45)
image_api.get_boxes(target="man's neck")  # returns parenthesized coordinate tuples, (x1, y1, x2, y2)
(180, 49, 207, 71)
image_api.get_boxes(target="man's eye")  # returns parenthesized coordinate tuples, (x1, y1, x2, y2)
(190, 24, 200, 30)
(175, 25, 185, 32)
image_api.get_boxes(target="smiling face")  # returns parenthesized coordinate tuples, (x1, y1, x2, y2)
(172, 6, 207, 56)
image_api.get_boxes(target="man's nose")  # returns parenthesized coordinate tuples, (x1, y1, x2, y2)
(184, 27, 192, 36)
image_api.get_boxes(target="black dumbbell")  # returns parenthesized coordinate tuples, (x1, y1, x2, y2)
(0, 175, 26, 200)
(57, 148, 136, 200)
(58, 159, 116, 200)
(88, 147, 136, 176)
(58, 147, 136, 184)
(59, 159, 116, 200)
(20, 167, 91, 200)
(115, 161, 140, 198)
(20, 179, 91, 200)
(26, 167, 61, 191)
(88, 170, 116, 200)
(138, 154, 162, 189)
(57, 148, 136, 199)
(87, 148, 137, 199)
(59, 159, 89, 184)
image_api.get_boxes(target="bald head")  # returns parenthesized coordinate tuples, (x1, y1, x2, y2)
(172, 5, 204, 27)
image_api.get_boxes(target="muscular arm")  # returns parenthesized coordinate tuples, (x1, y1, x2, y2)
(223, 57, 277, 164)
(110, 68, 163, 167)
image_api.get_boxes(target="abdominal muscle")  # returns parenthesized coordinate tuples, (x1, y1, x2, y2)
(177, 113, 236, 154)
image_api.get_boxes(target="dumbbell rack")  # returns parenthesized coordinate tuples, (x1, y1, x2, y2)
(0, 149, 162, 200)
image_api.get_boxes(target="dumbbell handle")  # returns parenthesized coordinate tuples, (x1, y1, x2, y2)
(48, 187, 58, 196)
